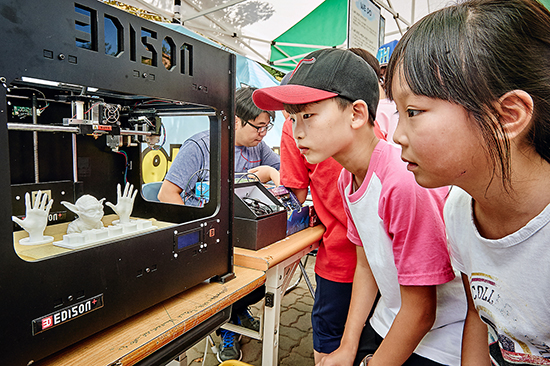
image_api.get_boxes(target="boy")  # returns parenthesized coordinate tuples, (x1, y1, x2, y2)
(253, 48, 466, 366)
(158, 86, 280, 206)
(279, 76, 357, 364)
(279, 47, 386, 364)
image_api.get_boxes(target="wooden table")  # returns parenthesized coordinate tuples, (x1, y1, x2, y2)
(35, 265, 266, 366)
(232, 225, 325, 366)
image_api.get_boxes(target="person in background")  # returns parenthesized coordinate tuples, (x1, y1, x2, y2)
(373, 43, 400, 146)
(386, 0, 550, 364)
(253, 48, 466, 366)
(347, 48, 398, 145)
(158, 86, 280, 206)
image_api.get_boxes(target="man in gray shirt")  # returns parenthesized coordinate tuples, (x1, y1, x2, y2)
(158, 86, 280, 206)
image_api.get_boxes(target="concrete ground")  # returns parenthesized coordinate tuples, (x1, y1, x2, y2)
(169, 255, 317, 366)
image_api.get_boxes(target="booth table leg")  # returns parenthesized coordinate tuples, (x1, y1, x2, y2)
(261, 259, 300, 366)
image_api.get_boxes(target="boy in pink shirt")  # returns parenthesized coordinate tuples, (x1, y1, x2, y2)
(253, 49, 466, 366)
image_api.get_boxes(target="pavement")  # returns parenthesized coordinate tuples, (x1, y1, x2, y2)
(168, 254, 317, 366)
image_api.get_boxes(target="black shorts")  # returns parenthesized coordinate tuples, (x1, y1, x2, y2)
(311, 274, 353, 353)
(354, 322, 446, 366)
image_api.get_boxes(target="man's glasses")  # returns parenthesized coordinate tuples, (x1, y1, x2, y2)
(245, 120, 273, 134)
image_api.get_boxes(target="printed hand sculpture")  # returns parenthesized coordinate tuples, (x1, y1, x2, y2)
(106, 183, 137, 224)
(62, 195, 105, 234)
(12, 191, 54, 244)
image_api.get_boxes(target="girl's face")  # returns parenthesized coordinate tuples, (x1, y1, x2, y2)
(391, 71, 489, 189)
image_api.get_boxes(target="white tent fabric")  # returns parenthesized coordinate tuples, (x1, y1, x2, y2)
(117, 0, 451, 66)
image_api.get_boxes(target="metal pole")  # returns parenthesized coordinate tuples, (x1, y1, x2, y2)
(32, 94, 39, 183)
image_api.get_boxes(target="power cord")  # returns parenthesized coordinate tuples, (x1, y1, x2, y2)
(242, 197, 274, 216)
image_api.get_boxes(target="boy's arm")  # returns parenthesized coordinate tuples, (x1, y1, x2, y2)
(288, 188, 307, 204)
(367, 285, 437, 366)
(318, 247, 379, 366)
(460, 273, 491, 365)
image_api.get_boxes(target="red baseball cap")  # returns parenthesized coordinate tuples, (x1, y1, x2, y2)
(253, 48, 379, 121)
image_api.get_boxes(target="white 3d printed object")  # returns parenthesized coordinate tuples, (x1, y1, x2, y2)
(53, 219, 158, 249)
(12, 191, 54, 246)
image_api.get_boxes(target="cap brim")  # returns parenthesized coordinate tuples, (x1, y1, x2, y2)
(253, 85, 338, 111)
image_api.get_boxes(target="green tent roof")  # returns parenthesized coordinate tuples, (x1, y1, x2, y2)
(270, 0, 348, 72)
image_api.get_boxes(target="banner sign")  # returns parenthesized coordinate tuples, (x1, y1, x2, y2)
(347, 0, 382, 55)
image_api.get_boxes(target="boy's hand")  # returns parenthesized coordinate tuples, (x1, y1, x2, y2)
(248, 166, 280, 185)
(317, 347, 355, 366)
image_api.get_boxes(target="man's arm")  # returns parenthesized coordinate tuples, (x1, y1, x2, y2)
(248, 165, 281, 185)
(157, 180, 184, 205)
(460, 273, 491, 365)
(159, 132, 208, 206)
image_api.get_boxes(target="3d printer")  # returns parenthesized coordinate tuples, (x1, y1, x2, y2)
(0, 0, 235, 364)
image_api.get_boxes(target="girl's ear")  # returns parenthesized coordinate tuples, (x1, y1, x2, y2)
(351, 100, 369, 130)
(496, 90, 534, 140)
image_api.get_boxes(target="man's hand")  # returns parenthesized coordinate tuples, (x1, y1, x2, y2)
(248, 165, 281, 185)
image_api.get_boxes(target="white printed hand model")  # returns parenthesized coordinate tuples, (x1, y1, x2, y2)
(106, 183, 137, 224)
(12, 191, 53, 243)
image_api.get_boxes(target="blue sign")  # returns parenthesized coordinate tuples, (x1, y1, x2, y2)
(376, 39, 398, 65)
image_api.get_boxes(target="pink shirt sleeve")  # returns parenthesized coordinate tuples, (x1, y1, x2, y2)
(379, 168, 453, 285)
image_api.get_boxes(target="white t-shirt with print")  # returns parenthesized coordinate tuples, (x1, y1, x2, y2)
(445, 186, 550, 365)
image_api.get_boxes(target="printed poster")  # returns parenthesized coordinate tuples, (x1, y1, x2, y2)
(348, 0, 381, 55)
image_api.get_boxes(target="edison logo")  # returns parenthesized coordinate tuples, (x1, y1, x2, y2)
(32, 294, 104, 335)
(42, 316, 53, 330)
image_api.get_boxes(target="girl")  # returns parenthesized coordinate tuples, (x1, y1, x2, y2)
(386, 0, 550, 365)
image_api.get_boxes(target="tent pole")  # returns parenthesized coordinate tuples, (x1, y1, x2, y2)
(273, 46, 299, 67)
(273, 42, 339, 49)
(178, 0, 268, 61)
(183, 24, 270, 62)
(386, 0, 405, 35)
(182, 0, 248, 22)
(186, 26, 272, 44)
(371, 0, 411, 36)
(180, 0, 233, 33)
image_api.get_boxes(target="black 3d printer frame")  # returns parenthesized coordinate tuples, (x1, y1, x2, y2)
(0, 1, 235, 364)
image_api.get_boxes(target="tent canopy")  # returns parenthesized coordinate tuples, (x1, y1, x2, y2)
(269, 0, 348, 72)
(112, 0, 453, 67)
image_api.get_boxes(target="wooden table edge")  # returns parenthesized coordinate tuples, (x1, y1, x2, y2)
(234, 225, 325, 271)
